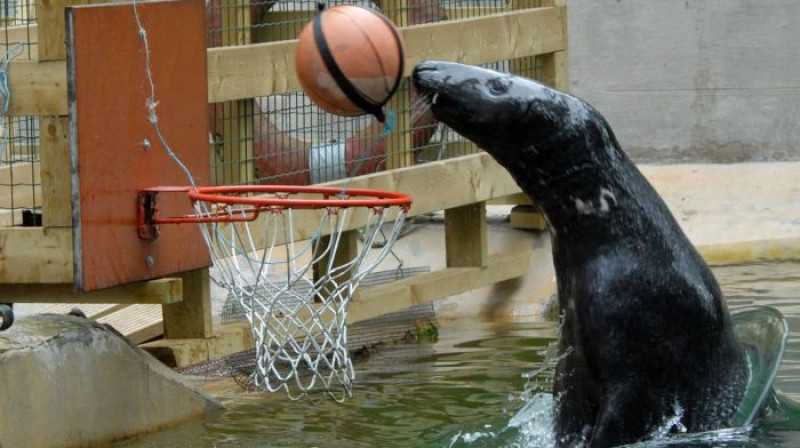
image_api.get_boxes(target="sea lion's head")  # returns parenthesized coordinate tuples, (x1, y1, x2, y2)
(413, 61, 599, 163)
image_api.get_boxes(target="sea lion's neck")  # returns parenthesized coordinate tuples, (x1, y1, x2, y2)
(495, 128, 676, 256)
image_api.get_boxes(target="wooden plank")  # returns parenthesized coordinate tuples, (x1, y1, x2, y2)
(0, 227, 72, 283)
(40, 116, 72, 227)
(5, 8, 565, 116)
(0, 25, 39, 60)
(161, 268, 213, 339)
(488, 192, 532, 206)
(141, 322, 254, 368)
(7, 60, 68, 116)
(445, 202, 488, 268)
(0, 277, 183, 304)
(348, 247, 531, 323)
(33, 303, 163, 344)
(510, 205, 547, 230)
(539, 0, 569, 91)
(210, 0, 254, 186)
(97, 303, 163, 344)
(404, 6, 565, 68)
(250, 7, 509, 43)
(141, 247, 531, 367)
(208, 7, 567, 102)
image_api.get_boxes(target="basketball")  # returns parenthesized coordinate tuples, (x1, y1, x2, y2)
(295, 5, 406, 122)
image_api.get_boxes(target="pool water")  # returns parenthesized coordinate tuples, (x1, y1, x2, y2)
(114, 262, 800, 448)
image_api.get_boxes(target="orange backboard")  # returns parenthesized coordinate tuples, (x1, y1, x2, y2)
(67, 0, 212, 292)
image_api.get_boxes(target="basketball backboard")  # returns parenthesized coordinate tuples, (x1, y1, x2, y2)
(66, 0, 212, 292)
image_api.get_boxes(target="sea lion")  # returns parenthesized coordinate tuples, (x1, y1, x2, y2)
(412, 61, 749, 447)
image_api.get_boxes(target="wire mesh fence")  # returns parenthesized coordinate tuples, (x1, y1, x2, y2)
(206, 0, 546, 187)
(0, 116, 39, 227)
(1, 0, 39, 227)
(0, 0, 547, 225)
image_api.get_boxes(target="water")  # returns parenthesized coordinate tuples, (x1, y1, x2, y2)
(115, 262, 800, 448)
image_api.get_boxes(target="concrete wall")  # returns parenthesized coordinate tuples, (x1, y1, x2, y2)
(568, 0, 800, 163)
(0, 315, 220, 448)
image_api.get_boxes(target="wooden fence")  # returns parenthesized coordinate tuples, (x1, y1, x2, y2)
(0, 0, 567, 366)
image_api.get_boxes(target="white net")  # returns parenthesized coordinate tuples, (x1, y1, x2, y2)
(194, 196, 408, 401)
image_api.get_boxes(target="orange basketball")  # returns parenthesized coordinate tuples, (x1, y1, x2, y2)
(295, 5, 406, 122)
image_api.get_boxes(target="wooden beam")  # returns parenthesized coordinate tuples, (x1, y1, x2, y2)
(210, 0, 255, 186)
(141, 247, 532, 368)
(539, 0, 569, 91)
(510, 205, 547, 230)
(4, 8, 564, 116)
(161, 268, 213, 339)
(348, 247, 531, 323)
(141, 322, 254, 368)
(0, 227, 72, 283)
(97, 303, 164, 344)
(40, 116, 72, 227)
(403, 6, 565, 70)
(0, 277, 183, 304)
(7, 60, 68, 116)
(250, 7, 510, 44)
(445, 202, 488, 268)
(208, 7, 567, 102)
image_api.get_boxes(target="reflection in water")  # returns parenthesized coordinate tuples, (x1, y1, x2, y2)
(114, 262, 800, 448)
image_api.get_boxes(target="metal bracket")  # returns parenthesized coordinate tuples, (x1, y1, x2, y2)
(137, 191, 160, 241)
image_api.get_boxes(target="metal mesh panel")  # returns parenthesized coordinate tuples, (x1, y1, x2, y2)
(205, 0, 547, 187)
(0, 116, 40, 227)
(1, 0, 38, 227)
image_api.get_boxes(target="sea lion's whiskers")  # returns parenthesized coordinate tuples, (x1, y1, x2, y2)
(409, 94, 433, 123)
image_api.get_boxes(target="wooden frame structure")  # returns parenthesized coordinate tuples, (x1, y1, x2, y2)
(0, 0, 568, 366)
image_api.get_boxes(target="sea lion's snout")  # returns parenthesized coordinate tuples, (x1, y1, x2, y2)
(413, 61, 535, 151)
(412, 61, 450, 95)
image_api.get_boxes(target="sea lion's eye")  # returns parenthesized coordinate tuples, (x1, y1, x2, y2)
(487, 77, 512, 95)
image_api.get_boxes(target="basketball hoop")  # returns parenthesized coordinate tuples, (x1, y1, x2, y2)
(138, 185, 412, 400)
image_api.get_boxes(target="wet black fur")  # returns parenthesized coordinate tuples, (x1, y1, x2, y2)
(413, 61, 748, 448)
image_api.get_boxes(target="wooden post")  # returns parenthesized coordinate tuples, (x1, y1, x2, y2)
(40, 116, 71, 228)
(445, 202, 488, 268)
(210, 0, 254, 186)
(36, 0, 89, 62)
(379, 0, 413, 171)
(162, 268, 213, 339)
(539, 0, 569, 91)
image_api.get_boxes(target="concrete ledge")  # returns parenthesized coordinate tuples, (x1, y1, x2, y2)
(699, 237, 800, 266)
(0, 314, 221, 448)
